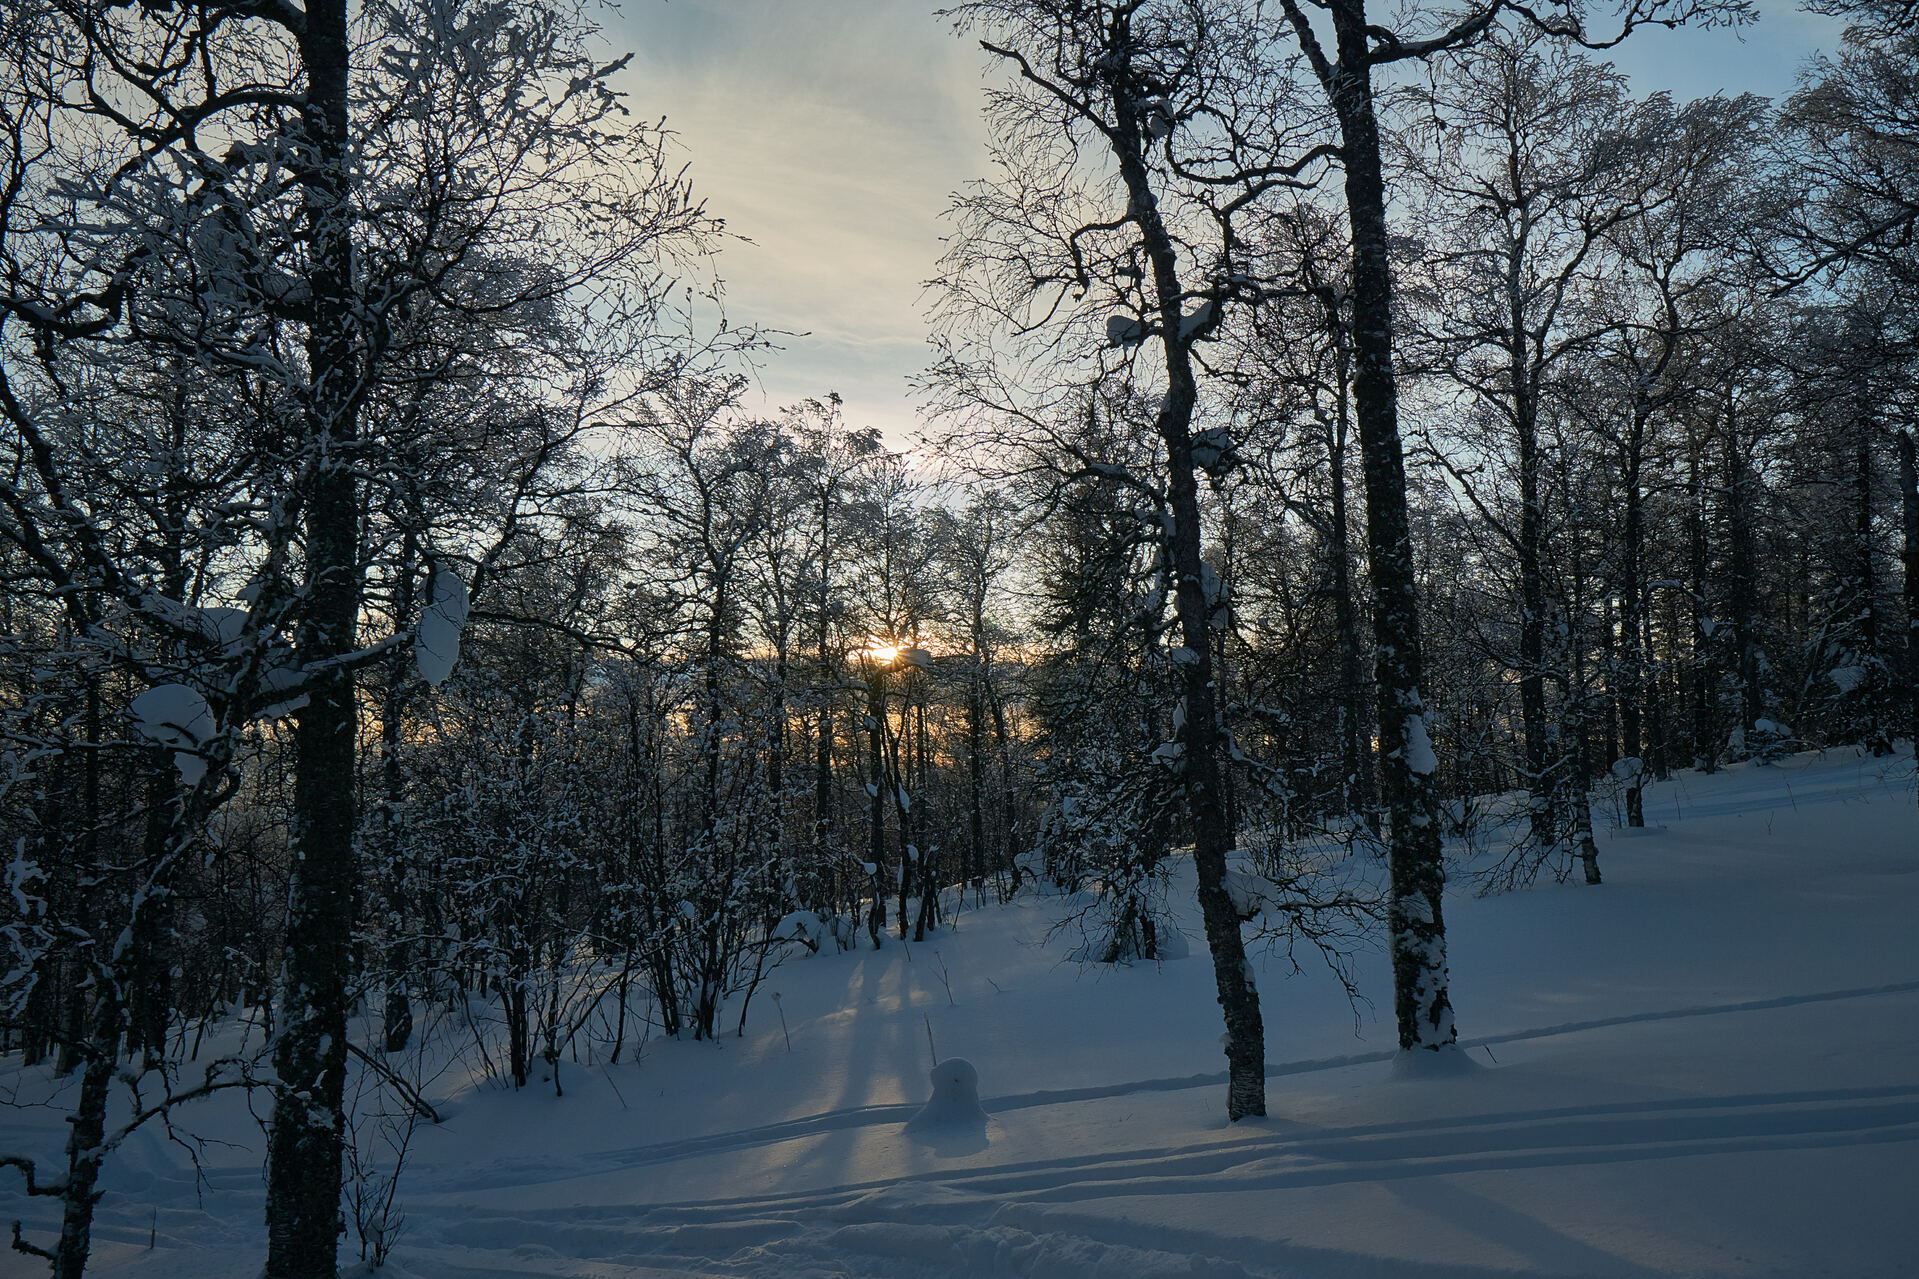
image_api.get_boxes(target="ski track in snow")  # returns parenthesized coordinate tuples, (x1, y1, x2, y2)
(58, 983, 1919, 1277)
(423, 978, 1919, 1194)
(429, 1081, 1919, 1211)
(394, 1073, 1919, 1279)
(369, 983, 1919, 1279)
(13, 751, 1918, 1279)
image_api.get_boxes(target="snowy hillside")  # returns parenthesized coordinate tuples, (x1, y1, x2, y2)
(5, 747, 1916, 1279)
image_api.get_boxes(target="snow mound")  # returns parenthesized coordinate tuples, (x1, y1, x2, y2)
(1402, 711, 1438, 776)
(905, 1057, 988, 1132)
(415, 563, 469, 688)
(129, 683, 215, 784)
(773, 910, 829, 953)
(1388, 1043, 1481, 1080)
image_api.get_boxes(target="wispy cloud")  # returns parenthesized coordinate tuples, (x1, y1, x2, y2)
(610, 1, 990, 441)
(605, 0, 1840, 444)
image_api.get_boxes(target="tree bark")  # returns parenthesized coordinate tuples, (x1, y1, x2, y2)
(1724, 394, 1764, 747)
(866, 670, 888, 947)
(48, 1007, 116, 1279)
(381, 532, 420, 1055)
(967, 657, 987, 892)
(268, 2, 358, 1272)
(1510, 306, 1554, 848)
(1618, 405, 1648, 826)
(1314, 0, 1456, 1051)
(1106, 46, 1266, 1118)
(1852, 408, 1886, 752)
(1326, 405, 1376, 826)
(1687, 445, 1716, 769)
(1898, 427, 1918, 800)
(1564, 541, 1602, 886)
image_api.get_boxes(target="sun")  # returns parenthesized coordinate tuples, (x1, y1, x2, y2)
(864, 642, 900, 663)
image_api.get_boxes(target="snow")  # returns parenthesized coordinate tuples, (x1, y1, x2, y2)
(128, 683, 216, 784)
(5, 747, 1918, 1278)
(1221, 865, 1276, 921)
(1191, 428, 1233, 477)
(1403, 711, 1438, 776)
(905, 1058, 989, 1134)
(773, 911, 829, 953)
(1140, 96, 1173, 141)
(1388, 1042, 1480, 1079)
(142, 595, 248, 651)
(1177, 299, 1216, 339)
(414, 564, 469, 689)
(1828, 665, 1866, 694)
(255, 663, 309, 720)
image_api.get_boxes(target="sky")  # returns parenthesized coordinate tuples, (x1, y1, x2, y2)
(607, 1, 1848, 446)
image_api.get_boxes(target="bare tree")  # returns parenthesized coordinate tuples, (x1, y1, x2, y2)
(937, 0, 1341, 1118)
(1268, 0, 1749, 1050)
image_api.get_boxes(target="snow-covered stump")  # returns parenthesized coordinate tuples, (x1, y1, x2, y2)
(905, 1058, 988, 1135)
(1389, 1042, 1480, 1080)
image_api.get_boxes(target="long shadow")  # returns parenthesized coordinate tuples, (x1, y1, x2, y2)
(395, 1092, 1919, 1279)
(418, 1082, 1919, 1222)
(1383, 1176, 1670, 1279)
(423, 981, 1919, 1193)
(417, 1092, 1919, 1279)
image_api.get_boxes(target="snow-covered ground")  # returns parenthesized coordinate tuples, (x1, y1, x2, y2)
(5, 748, 1916, 1278)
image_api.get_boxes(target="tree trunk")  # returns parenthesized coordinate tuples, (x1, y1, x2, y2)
(1644, 602, 1668, 779)
(815, 485, 838, 854)
(1103, 71, 1265, 1121)
(1512, 395, 1558, 844)
(267, 3, 358, 1272)
(770, 644, 788, 804)
(1687, 446, 1716, 769)
(1564, 552, 1602, 886)
(866, 673, 887, 947)
(1852, 410, 1887, 752)
(1619, 407, 1648, 826)
(132, 386, 193, 1066)
(988, 681, 1019, 895)
(381, 535, 420, 1055)
(967, 657, 987, 893)
(1320, 0, 1455, 1052)
(892, 707, 911, 942)
(1898, 427, 1918, 800)
(1327, 415, 1375, 826)
(1724, 395, 1764, 746)
(913, 701, 937, 940)
(49, 1007, 117, 1279)
(506, 958, 529, 1084)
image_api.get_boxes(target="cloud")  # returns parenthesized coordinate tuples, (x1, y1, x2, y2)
(606, 1, 990, 442)
(600, 0, 1840, 448)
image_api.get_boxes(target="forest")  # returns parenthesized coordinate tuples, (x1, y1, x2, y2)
(1, 1, 1915, 1277)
